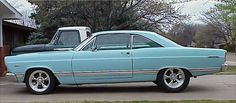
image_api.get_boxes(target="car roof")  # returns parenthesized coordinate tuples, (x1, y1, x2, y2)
(92, 30, 181, 47)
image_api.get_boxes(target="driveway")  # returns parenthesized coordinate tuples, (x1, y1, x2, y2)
(0, 75, 235, 103)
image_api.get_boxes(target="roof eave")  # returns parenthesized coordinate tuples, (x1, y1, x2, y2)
(0, 0, 23, 20)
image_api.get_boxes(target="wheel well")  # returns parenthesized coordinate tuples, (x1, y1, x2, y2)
(158, 68, 193, 77)
(23, 68, 60, 84)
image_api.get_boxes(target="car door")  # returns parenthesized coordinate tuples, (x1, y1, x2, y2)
(131, 34, 164, 78)
(72, 33, 132, 84)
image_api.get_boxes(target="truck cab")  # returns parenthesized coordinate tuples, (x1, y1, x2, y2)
(11, 26, 91, 55)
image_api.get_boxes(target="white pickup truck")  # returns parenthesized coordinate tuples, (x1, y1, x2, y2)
(11, 26, 91, 55)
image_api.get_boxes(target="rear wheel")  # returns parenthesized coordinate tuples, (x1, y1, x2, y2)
(25, 69, 56, 94)
(154, 68, 190, 92)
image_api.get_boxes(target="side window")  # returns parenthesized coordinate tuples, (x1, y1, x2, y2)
(56, 30, 81, 47)
(132, 35, 162, 49)
(94, 34, 130, 50)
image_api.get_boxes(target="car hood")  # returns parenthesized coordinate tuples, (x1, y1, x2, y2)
(12, 44, 54, 53)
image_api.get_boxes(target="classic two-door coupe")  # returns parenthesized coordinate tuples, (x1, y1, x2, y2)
(5, 30, 227, 94)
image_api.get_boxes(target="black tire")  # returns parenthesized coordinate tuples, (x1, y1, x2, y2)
(25, 69, 56, 94)
(155, 68, 190, 92)
(54, 80, 60, 88)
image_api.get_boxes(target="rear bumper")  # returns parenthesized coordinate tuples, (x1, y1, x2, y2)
(221, 63, 228, 72)
(6, 73, 17, 82)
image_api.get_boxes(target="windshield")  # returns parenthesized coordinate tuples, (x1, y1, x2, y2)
(49, 31, 59, 45)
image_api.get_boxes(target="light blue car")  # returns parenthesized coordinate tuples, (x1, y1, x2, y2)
(5, 30, 227, 94)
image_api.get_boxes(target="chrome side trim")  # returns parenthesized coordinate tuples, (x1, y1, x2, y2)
(54, 69, 159, 77)
(190, 68, 220, 72)
(133, 69, 159, 74)
(189, 68, 221, 75)
(54, 72, 73, 76)
(55, 67, 222, 77)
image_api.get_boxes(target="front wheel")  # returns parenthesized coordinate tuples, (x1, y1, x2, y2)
(155, 68, 190, 92)
(25, 69, 56, 94)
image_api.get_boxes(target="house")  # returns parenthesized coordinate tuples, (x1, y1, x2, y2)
(0, 0, 34, 77)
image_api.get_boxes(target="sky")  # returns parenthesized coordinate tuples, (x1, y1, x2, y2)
(6, 0, 220, 24)
(6, 0, 33, 14)
(174, 0, 220, 23)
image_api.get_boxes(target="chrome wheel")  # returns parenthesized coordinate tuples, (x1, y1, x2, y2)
(29, 70, 50, 92)
(163, 68, 185, 89)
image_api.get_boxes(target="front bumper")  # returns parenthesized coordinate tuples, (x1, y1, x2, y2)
(221, 63, 228, 72)
(6, 73, 17, 82)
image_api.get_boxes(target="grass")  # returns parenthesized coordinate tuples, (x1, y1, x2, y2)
(31, 100, 236, 103)
(216, 66, 236, 75)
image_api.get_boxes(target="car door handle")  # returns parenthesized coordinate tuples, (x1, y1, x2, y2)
(121, 52, 130, 55)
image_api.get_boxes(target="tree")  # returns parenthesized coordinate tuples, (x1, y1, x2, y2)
(167, 22, 196, 46)
(26, 32, 49, 45)
(29, 0, 185, 38)
(216, 0, 236, 51)
(200, 9, 229, 44)
(198, 0, 236, 51)
(194, 23, 225, 48)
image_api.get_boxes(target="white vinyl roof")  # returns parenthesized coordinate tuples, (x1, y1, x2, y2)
(58, 26, 91, 31)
